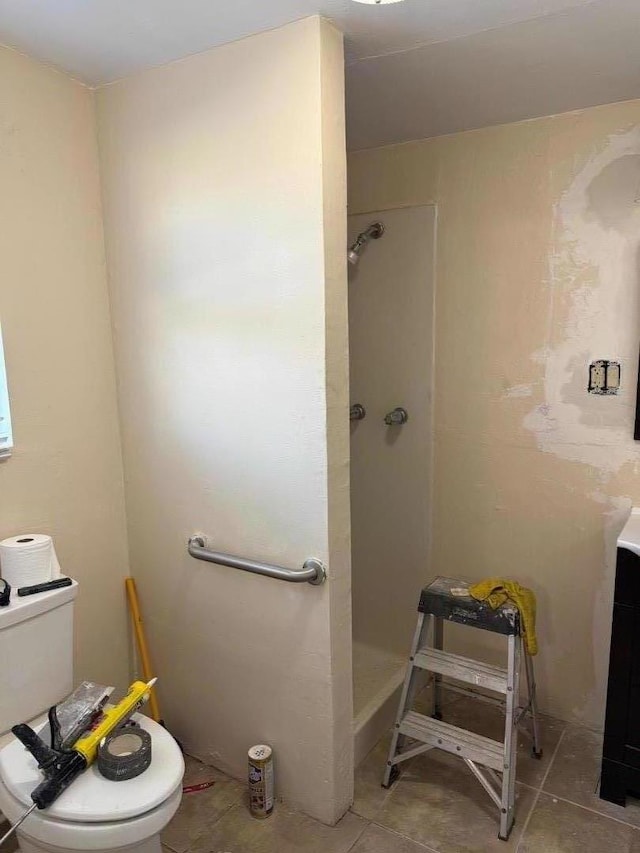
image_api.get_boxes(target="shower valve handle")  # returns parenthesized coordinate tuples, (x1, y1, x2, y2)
(384, 407, 408, 426)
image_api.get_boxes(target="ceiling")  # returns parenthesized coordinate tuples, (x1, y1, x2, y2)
(0, 0, 638, 149)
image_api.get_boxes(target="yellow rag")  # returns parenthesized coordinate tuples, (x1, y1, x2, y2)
(468, 577, 538, 656)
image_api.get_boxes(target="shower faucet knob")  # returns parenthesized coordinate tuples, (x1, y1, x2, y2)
(384, 407, 408, 426)
(350, 404, 366, 422)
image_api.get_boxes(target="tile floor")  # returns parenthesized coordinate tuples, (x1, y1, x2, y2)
(1, 696, 636, 853)
(161, 695, 640, 853)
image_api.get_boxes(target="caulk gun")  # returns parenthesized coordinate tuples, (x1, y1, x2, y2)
(0, 679, 157, 847)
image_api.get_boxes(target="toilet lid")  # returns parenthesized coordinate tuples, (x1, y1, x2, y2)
(0, 714, 184, 823)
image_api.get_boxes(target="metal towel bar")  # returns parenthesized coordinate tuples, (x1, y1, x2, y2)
(187, 536, 326, 585)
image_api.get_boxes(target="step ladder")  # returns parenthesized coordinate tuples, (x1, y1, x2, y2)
(382, 576, 542, 841)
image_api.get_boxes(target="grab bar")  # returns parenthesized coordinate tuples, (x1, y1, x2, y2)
(187, 536, 327, 585)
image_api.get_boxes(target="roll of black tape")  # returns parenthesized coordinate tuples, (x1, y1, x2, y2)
(98, 726, 152, 781)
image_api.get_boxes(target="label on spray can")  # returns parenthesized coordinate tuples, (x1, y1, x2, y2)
(248, 744, 274, 818)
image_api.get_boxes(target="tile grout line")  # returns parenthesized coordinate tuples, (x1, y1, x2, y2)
(539, 791, 640, 831)
(344, 817, 370, 853)
(535, 724, 569, 794)
(514, 725, 568, 852)
(162, 796, 241, 853)
(365, 817, 440, 852)
(534, 725, 640, 832)
(350, 772, 396, 820)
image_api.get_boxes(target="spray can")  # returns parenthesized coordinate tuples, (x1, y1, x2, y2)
(248, 744, 274, 818)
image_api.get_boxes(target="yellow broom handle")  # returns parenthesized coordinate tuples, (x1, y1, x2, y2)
(125, 578, 161, 723)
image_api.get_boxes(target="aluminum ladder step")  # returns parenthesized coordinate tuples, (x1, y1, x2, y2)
(414, 647, 509, 694)
(399, 710, 504, 772)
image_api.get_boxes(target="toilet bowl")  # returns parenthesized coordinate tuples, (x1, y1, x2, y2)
(0, 714, 184, 853)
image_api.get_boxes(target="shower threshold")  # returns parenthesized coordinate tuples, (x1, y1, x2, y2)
(352, 640, 406, 766)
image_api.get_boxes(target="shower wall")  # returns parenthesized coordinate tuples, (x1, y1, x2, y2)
(349, 206, 436, 703)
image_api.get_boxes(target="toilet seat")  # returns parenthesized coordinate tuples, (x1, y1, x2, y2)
(0, 714, 183, 822)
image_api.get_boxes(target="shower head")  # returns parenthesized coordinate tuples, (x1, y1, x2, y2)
(347, 246, 362, 266)
(348, 222, 384, 266)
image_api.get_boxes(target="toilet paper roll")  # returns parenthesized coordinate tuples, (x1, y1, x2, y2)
(0, 534, 61, 588)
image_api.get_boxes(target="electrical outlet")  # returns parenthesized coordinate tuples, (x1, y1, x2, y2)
(588, 360, 620, 395)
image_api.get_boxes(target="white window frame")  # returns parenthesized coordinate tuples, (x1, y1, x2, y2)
(0, 323, 13, 458)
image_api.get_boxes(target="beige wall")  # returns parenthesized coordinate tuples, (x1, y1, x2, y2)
(0, 47, 130, 691)
(97, 17, 352, 822)
(349, 99, 640, 728)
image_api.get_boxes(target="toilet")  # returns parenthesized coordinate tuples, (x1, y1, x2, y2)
(0, 580, 184, 853)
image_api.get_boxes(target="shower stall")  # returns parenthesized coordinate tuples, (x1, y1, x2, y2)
(348, 205, 437, 763)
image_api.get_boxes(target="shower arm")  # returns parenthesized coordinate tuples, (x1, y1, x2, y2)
(348, 221, 385, 263)
(187, 536, 326, 585)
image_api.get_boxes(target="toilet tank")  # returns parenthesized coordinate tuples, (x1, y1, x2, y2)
(0, 580, 78, 735)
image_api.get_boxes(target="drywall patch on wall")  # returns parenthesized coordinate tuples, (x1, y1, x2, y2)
(523, 126, 640, 723)
(503, 384, 533, 398)
(525, 127, 640, 475)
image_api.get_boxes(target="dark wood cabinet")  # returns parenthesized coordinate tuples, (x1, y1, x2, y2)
(601, 546, 640, 804)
